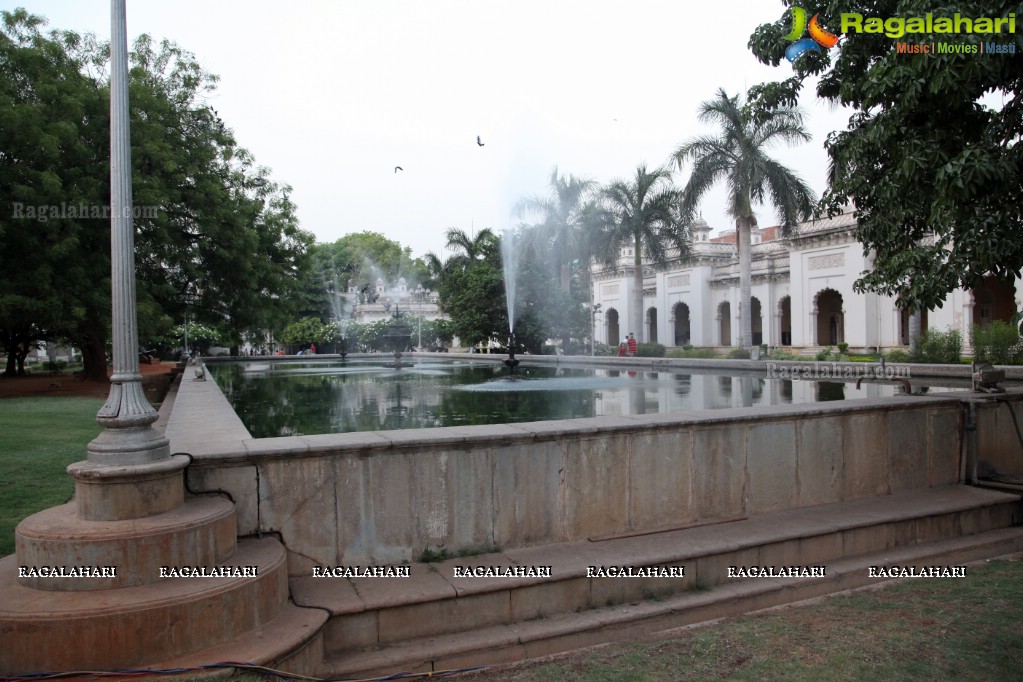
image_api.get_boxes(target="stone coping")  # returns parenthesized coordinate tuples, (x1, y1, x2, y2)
(200, 352, 1023, 381)
(170, 357, 1022, 464)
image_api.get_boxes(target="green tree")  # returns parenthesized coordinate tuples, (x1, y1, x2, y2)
(308, 232, 430, 323)
(515, 167, 597, 290)
(748, 1, 1022, 311)
(671, 88, 816, 349)
(279, 316, 330, 350)
(515, 168, 598, 351)
(435, 227, 507, 348)
(0, 11, 314, 378)
(590, 165, 687, 340)
(0, 10, 107, 375)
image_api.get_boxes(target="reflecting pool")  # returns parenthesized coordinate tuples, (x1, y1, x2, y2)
(207, 359, 966, 438)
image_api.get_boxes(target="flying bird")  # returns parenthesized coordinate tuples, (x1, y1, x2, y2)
(394, 166, 403, 173)
(476, 136, 484, 147)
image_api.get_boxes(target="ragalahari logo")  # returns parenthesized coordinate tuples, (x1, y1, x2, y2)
(784, 6, 840, 62)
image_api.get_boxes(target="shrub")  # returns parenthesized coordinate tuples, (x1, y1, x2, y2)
(636, 342, 666, 357)
(973, 321, 1022, 365)
(885, 349, 911, 362)
(837, 342, 849, 354)
(726, 348, 751, 359)
(815, 346, 833, 361)
(767, 348, 799, 360)
(913, 328, 963, 364)
(667, 347, 718, 359)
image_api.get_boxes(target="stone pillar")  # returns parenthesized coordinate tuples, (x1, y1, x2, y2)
(67, 0, 186, 520)
(963, 292, 975, 354)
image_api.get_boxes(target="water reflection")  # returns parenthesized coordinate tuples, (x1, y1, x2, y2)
(208, 360, 948, 438)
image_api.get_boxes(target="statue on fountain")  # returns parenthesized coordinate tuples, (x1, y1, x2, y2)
(504, 332, 520, 372)
(383, 306, 413, 369)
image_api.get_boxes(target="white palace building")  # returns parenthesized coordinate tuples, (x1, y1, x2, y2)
(591, 207, 1021, 353)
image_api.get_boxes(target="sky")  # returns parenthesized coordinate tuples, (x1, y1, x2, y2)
(7, 0, 855, 260)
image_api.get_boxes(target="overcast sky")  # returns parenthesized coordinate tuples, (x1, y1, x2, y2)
(9, 0, 853, 260)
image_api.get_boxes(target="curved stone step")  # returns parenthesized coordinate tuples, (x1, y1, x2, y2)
(148, 602, 328, 679)
(15, 495, 236, 591)
(0, 536, 285, 675)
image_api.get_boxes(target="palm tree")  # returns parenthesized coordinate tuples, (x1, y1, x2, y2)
(591, 164, 687, 340)
(671, 88, 816, 349)
(514, 167, 597, 290)
(443, 226, 498, 269)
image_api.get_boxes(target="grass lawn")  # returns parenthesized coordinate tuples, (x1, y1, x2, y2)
(0, 396, 103, 557)
(462, 558, 1023, 681)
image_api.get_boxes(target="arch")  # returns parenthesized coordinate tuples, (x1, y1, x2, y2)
(606, 308, 620, 347)
(814, 289, 844, 346)
(646, 307, 658, 344)
(673, 302, 691, 346)
(972, 276, 1016, 330)
(718, 301, 732, 346)
(778, 296, 792, 346)
(750, 296, 763, 346)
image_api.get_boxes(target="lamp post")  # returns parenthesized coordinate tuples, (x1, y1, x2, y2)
(67, 0, 186, 520)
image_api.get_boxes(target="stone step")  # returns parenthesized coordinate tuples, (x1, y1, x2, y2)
(0, 536, 287, 675)
(292, 485, 1021, 654)
(294, 485, 1021, 674)
(15, 495, 236, 591)
(320, 526, 1023, 680)
(147, 601, 328, 679)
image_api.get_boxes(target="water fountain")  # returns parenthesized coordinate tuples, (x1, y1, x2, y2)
(323, 258, 353, 358)
(381, 306, 413, 369)
(501, 229, 519, 372)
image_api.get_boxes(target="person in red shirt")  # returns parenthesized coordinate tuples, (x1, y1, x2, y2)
(627, 333, 637, 356)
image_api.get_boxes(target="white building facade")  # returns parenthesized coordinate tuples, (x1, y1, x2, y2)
(591, 209, 1021, 353)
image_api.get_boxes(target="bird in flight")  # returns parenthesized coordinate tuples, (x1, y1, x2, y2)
(476, 136, 485, 147)
(394, 166, 403, 173)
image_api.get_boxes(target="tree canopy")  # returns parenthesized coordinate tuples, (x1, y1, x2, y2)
(0, 10, 314, 376)
(748, 1, 1022, 311)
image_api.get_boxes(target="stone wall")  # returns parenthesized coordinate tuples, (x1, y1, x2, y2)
(973, 395, 1023, 478)
(167, 372, 966, 574)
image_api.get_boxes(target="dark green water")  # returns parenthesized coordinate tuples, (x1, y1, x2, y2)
(208, 359, 932, 438)
(212, 360, 608, 437)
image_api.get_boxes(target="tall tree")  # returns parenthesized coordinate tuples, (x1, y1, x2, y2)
(514, 167, 597, 290)
(515, 168, 597, 351)
(590, 164, 687, 340)
(442, 226, 498, 270)
(0, 10, 108, 375)
(671, 88, 815, 349)
(434, 227, 506, 348)
(747, 1, 1022, 311)
(0, 11, 314, 378)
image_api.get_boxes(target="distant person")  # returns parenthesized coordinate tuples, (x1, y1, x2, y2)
(617, 342, 627, 357)
(310, 343, 317, 354)
(627, 333, 637, 356)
